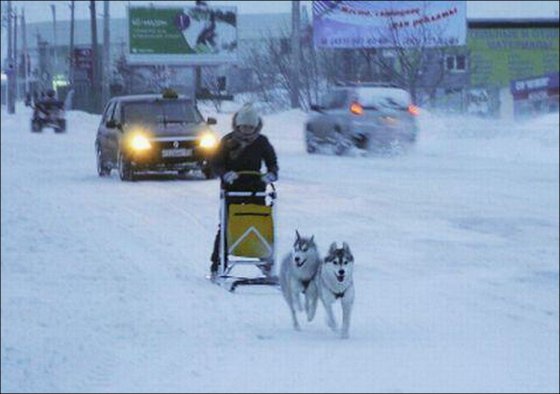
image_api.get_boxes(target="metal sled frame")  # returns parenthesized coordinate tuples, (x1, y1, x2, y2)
(217, 187, 279, 292)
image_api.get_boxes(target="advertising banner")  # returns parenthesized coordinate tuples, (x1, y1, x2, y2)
(510, 72, 559, 96)
(128, 5, 237, 65)
(469, 27, 559, 87)
(73, 47, 93, 83)
(313, 1, 466, 49)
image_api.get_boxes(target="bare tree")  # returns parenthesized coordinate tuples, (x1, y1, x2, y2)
(240, 29, 293, 112)
(240, 22, 341, 112)
(200, 66, 228, 113)
(364, 2, 458, 104)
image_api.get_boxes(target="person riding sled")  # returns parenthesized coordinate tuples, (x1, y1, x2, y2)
(209, 103, 279, 280)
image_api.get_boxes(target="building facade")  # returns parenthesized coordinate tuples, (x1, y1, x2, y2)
(9, 13, 560, 117)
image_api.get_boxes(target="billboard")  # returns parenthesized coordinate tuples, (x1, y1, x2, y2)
(72, 47, 93, 83)
(128, 5, 237, 65)
(510, 72, 559, 97)
(468, 27, 560, 87)
(313, 1, 466, 48)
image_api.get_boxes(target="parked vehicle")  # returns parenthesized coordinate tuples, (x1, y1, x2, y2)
(95, 90, 219, 181)
(305, 83, 420, 154)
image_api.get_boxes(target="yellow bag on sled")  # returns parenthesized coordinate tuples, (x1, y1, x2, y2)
(227, 203, 273, 258)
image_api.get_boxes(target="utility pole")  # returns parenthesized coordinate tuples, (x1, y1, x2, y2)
(7, 0, 15, 113)
(37, 32, 49, 92)
(90, 0, 99, 112)
(291, 1, 301, 109)
(102, 0, 110, 105)
(13, 5, 18, 100)
(69, 0, 75, 86)
(21, 8, 29, 96)
(50, 4, 57, 76)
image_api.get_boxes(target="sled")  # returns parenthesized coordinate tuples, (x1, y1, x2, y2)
(215, 171, 279, 292)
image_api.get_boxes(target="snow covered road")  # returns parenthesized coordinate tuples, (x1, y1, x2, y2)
(2, 104, 558, 392)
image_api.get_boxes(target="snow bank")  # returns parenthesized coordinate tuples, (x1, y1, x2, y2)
(417, 110, 559, 164)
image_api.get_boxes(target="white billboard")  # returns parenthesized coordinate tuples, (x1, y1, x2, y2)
(313, 1, 467, 48)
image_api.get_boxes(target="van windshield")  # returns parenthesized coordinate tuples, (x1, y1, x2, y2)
(123, 100, 203, 126)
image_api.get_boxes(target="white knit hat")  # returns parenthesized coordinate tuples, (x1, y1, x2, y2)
(234, 104, 260, 128)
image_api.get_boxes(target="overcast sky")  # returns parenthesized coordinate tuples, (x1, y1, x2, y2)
(4, 1, 307, 23)
(2, 0, 559, 24)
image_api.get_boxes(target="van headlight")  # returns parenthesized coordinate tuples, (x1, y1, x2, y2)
(199, 133, 218, 149)
(130, 134, 152, 151)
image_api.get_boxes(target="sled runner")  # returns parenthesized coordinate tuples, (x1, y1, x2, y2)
(215, 171, 279, 292)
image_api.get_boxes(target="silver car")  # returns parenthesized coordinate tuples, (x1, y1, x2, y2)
(305, 84, 419, 154)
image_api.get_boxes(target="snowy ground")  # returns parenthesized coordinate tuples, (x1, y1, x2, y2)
(1, 102, 558, 393)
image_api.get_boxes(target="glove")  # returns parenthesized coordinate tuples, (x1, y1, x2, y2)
(222, 171, 239, 184)
(262, 172, 277, 184)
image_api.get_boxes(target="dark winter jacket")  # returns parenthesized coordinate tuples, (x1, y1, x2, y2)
(33, 97, 63, 117)
(212, 129, 279, 191)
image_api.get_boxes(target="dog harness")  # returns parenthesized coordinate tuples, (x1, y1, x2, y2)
(301, 278, 312, 293)
(321, 275, 352, 299)
(333, 290, 345, 299)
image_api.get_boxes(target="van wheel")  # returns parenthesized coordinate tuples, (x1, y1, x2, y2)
(305, 130, 317, 153)
(55, 119, 66, 133)
(203, 166, 216, 179)
(333, 126, 349, 155)
(96, 145, 111, 176)
(118, 151, 134, 181)
(334, 142, 346, 155)
(31, 120, 42, 132)
(355, 134, 369, 150)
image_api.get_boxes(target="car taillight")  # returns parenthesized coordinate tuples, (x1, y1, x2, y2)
(350, 102, 363, 115)
(408, 105, 420, 116)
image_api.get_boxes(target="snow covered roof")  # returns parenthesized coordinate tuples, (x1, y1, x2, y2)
(109, 93, 193, 103)
(468, 18, 559, 27)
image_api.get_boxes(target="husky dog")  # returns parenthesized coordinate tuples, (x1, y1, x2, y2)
(316, 242, 355, 339)
(279, 230, 321, 331)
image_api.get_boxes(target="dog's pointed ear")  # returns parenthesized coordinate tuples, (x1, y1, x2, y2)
(296, 229, 301, 241)
(343, 242, 353, 260)
(329, 242, 338, 254)
(310, 235, 314, 243)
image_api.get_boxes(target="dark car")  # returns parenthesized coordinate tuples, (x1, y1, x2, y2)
(305, 83, 420, 154)
(95, 90, 219, 181)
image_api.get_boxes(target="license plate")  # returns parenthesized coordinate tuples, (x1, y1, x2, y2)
(161, 148, 192, 158)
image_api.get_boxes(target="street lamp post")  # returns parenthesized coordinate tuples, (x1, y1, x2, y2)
(6, 0, 16, 114)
